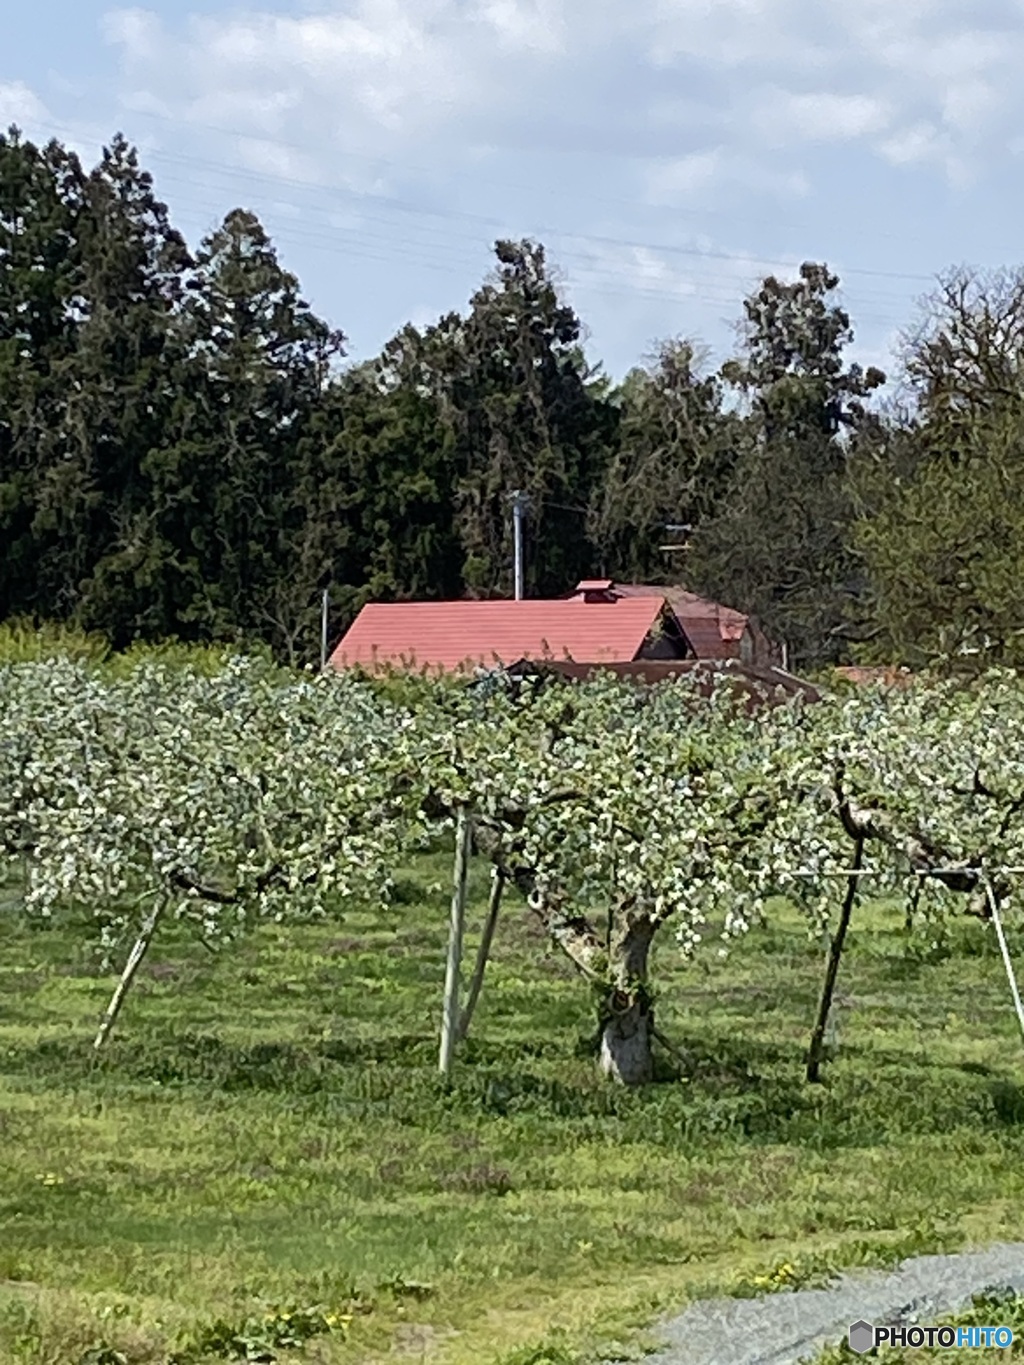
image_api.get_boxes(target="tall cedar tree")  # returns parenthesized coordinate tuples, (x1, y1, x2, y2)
(167, 208, 345, 658)
(308, 345, 464, 640)
(687, 262, 884, 668)
(588, 339, 741, 581)
(0, 127, 84, 621)
(419, 239, 616, 597)
(42, 135, 194, 643)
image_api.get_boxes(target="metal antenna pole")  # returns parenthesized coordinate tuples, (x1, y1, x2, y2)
(511, 490, 529, 600)
(320, 588, 329, 671)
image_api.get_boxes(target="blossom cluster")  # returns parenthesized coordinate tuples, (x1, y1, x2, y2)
(3, 656, 1023, 963)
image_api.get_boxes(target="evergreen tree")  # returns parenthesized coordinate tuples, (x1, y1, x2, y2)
(434, 239, 617, 596)
(688, 263, 884, 668)
(309, 343, 463, 637)
(588, 339, 740, 582)
(0, 126, 84, 620)
(166, 207, 345, 656)
(38, 134, 194, 642)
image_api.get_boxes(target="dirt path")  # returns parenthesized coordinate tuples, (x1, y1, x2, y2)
(635, 1243, 1024, 1364)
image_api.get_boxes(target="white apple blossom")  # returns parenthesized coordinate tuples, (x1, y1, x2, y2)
(5, 653, 1024, 1062)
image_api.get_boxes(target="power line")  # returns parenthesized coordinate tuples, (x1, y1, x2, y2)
(8, 111, 917, 358)
(142, 175, 892, 326)
(146, 153, 924, 313)
(36, 104, 902, 242)
(146, 142, 940, 287)
(22, 109, 942, 289)
(107, 160, 919, 331)
(77, 103, 982, 265)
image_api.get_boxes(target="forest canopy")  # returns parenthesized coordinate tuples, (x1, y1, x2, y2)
(3, 125, 1021, 673)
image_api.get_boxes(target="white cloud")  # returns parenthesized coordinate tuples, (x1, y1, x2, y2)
(101, 7, 164, 62)
(105, 3, 483, 147)
(756, 91, 893, 145)
(646, 150, 723, 201)
(479, 0, 567, 54)
(644, 0, 1024, 183)
(565, 234, 801, 314)
(0, 79, 130, 175)
(644, 148, 810, 208)
(234, 136, 322, 184)
(941, 79, 998, 132)
(0, 80, 51, 132)
(648, 0, 832, 71)
(556, 231, 811, 375)
(37, 0, 1013, 376)
(99, 0, 1024, 193)
(880, 120, 945, 166)
(0, 80, 113, 166)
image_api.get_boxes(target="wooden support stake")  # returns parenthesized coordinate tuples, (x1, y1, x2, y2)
(457, 866, 504, 1044)
(806, 834, 864, 1083)
(439, 806, 471, 1079)
(984, 875, 1024, 1050)
(94, 895, 166, 1050)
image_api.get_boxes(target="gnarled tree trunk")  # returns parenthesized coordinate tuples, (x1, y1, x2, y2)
(598, 911, 657, 1085)
(470, 817, 664, 1086)
(599, 990, 654, 1084)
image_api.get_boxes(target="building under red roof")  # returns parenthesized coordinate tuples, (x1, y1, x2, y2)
(564, 580, 776, 666)
(329, 580, 777, 675)
(329, 587, 691, 674)
(528, 657, 820, 708)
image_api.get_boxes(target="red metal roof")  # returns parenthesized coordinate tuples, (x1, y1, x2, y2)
(570, 583, 751, 660)
(330, 598, 669, 674)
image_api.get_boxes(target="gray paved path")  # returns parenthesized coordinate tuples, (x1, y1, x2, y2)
(634, 1243, 1024, 1365)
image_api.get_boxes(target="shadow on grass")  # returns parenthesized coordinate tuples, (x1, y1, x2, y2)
(4, 1025, 1024, 1150)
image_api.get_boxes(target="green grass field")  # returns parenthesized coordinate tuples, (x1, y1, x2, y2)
(2, 853, 1024, 1364)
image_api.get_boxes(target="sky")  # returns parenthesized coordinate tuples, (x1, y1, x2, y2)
(5, 0, 1024, 385)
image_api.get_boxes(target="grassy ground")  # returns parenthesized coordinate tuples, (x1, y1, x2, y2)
(2, 856, 1024, 1365)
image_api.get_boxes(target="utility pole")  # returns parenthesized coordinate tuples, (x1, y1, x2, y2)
(510, 490, 530, 600)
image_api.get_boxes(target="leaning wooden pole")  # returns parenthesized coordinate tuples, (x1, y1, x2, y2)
(457, 866, 505, 1044)
(439, 807, 471, 1079)
(94, 895, 167, 1050)
(984, 875, 1024, 1051)
(806, 834, 864, 1083)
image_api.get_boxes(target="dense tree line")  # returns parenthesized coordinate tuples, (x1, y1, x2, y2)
(3, 126, 1023, 672)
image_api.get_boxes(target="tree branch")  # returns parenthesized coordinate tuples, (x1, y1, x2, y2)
(470, 819, 607, 981)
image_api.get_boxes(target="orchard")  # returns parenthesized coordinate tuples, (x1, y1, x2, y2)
(3, 650, 1024, 1085)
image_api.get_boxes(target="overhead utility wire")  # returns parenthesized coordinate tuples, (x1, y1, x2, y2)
(25, 110, 938, 289)
(155, 180, 909, 328)
(127, 163, 919, 330)
(148, 154, 920, 312)
(16, 114, 913, 332)
(99, 104, 963, 257)
(141, 141, 940, 286)
(150, 177, 865, 320)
